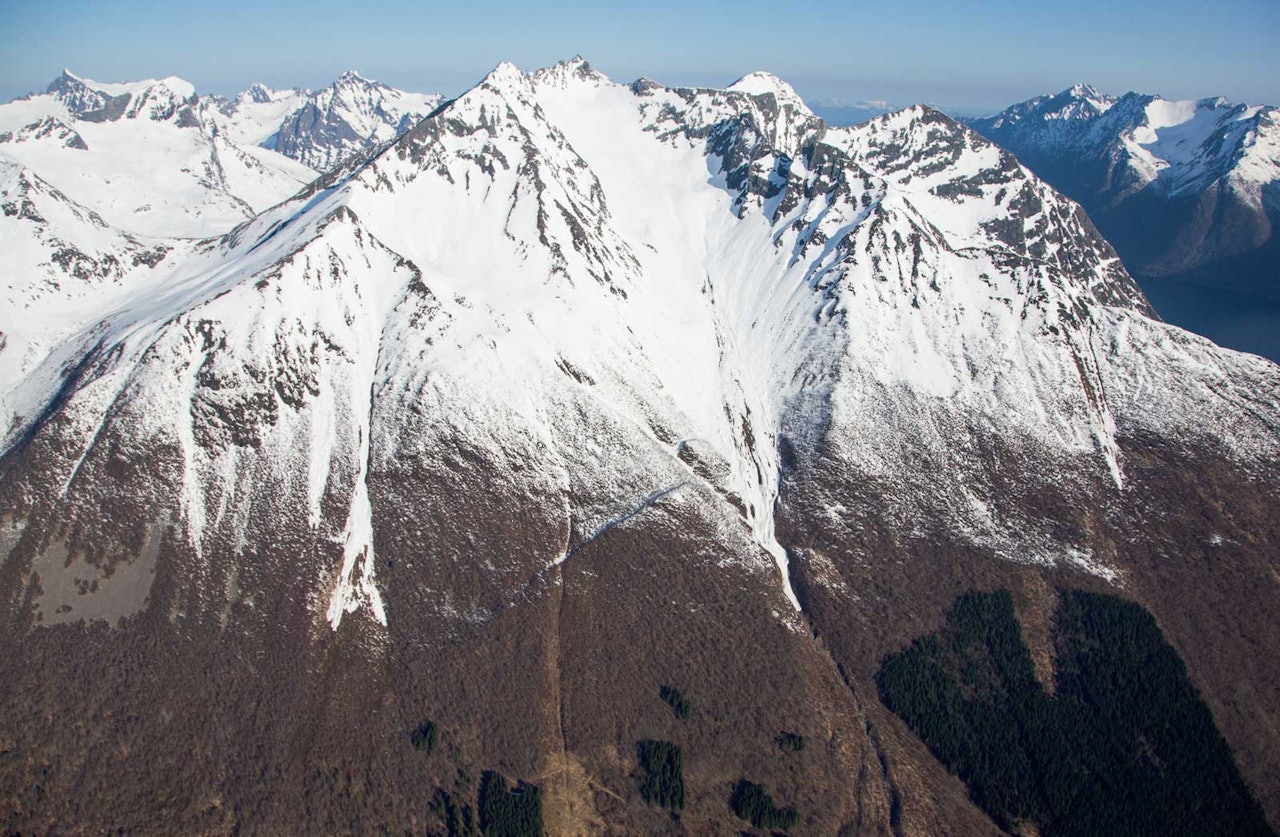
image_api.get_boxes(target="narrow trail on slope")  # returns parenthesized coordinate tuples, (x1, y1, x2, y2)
(540, 496, 608, 833)
(556, 480, 688, 566)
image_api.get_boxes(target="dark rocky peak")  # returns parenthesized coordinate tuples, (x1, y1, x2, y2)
(270, 71, 439, 171)
(124, 79, 199, 122)
(43, 69, 110, 115)
(1196, 95, 1231, 110)
(242, 83, 275, 104)
(530, 55, 611, 89)
(629, 74, 825, 165)
(1044, 83, 1116, 119)
(70, 77, 199, 125)
(976, 84, 1115, 134)
(1092, 91, 1155, 127)
(76, 94, 132, 124)
(628, 77, 660, 95)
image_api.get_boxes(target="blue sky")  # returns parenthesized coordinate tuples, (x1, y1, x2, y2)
(2, 0, 1278, 114)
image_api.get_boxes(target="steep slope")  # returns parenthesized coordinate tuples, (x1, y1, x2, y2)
(0, 59, 1277, 834)
(0, 159, 188, 439)
(970, 85, 1280, 302)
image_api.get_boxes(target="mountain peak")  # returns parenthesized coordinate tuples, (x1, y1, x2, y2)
(46, 68, 90, 93)
(726, 72, 814, 123)
(42, 69, 111, 115)
(727, 71, 808, 110)
(1066, 83, 1104, 100)
(269, 69, 441, 171)
(1197, 95, 1230, 110)
(239, 82, 275, 104)
(882, 102, 952, 124)
(1028, 83, 1115, 119)
(6, 58, 1280, 837)
(333, 70, 384, 90)
(480, 60, 530, 92)
(531, 55, 612, 89)
(153, 76, 197, 99)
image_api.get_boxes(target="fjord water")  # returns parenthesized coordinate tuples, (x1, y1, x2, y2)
(1138, 276, 1280, 364)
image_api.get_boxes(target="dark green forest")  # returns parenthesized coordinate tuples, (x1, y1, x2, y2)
(876, 589, 1271, 836)
(660, 685, 690, 719)
(477, 770, 542, 837)
(730, 779, 798, 830)
(637, 739, 685, 810)
(410, 719, 438, 753)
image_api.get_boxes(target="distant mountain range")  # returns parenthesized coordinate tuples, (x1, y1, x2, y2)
(968, 85, 1280, 303)
(0, 69, 442, 237)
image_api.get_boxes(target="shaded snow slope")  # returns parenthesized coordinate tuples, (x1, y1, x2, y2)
(969, 85, 1280, 300)
(971, 85, 1279, 198)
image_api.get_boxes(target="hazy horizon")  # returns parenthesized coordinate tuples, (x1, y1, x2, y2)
(2, 0, 1278, 116)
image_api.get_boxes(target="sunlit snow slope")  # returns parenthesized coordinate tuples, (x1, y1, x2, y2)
(0, 69, 444, 239)
(0, 71, 314, 237)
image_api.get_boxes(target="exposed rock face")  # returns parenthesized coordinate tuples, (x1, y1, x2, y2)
(0, 59, 1277, 834)
(969, 86, 1280, 301)
(43, 69, 113, 116)
(272, 70, 443, 171)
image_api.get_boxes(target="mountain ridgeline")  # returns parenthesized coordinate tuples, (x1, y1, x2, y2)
(968, 85, 1280, 305)
(0, 58, 1278, 834)
(0, 68, 442, 237)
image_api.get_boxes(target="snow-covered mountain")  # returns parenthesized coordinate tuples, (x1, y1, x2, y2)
(1, 59, 1277, 833)
(969, 85, 1280, 301)
(0, 159, 192, 435)
(267, 71, 443, 171)
(0, 70, 443, 238)
(207, 81, 311, 148)
(0, 71, 316, 237)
